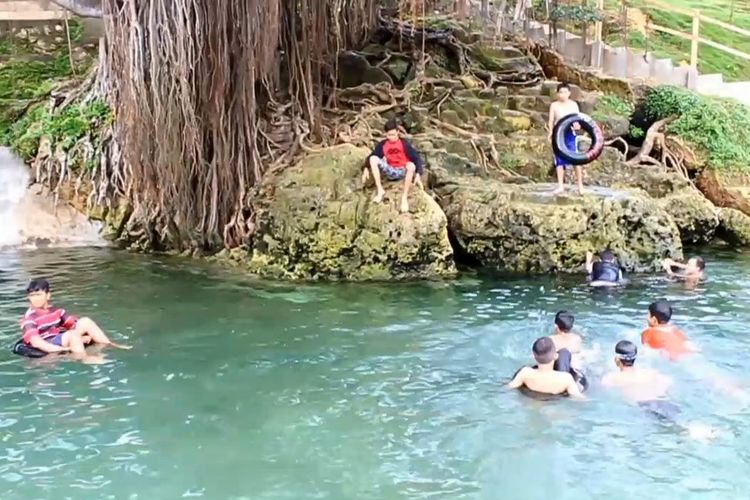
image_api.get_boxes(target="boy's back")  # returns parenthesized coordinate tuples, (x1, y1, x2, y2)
(514, 367, 579, 396)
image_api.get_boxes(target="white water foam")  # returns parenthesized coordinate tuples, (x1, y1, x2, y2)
(0, 148, 30, 247)
(0, 147, 105, 249)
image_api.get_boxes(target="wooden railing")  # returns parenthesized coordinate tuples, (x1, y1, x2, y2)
(641, 0, 750, 68)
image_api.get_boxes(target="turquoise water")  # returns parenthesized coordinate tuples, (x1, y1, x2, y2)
(1, 248, 749, 499)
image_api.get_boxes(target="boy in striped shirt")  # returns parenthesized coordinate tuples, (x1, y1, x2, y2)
(20, 278, 131, 359)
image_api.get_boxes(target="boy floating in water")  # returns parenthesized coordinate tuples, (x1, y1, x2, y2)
(507, 337, 585, 399)
(548, 82, 583, 195)
(19, 278, 131, 361)
(362, 118, 424, 213)
(641, 299, 696, 361)
(550, 310, 582, 355)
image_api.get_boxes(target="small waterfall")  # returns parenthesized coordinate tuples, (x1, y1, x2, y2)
(0, 148, 30, 247)
(0, 147, 105, 249)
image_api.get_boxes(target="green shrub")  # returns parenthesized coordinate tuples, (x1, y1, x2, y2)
(643, 85, 750, 170)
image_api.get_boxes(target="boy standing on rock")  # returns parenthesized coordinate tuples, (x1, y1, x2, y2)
(548, 82, 583, 195)
(362, 118, 424, 213)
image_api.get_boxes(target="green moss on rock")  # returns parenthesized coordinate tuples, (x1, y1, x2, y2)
(247, 144, 456, 281)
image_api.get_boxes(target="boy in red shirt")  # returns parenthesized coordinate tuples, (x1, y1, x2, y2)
(641, 299, 696, 360)
(363, 118, 424, 213)
(19, 278, 131, 360)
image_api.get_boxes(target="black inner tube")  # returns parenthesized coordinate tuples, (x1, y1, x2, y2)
(551, 112, 604, 166)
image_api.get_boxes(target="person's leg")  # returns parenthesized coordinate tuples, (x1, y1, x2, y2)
(400, 162, 416, 213)
(368, 156, 385, 203)
(553, 165, 565, 194)
(575, 165, 584, 195)
(60, 330, 87, 355)
(73, 317, 131, 349)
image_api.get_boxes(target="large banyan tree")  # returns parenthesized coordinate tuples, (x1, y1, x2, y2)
(49, 0, 382, 251)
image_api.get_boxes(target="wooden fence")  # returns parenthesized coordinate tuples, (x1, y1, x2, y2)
(644, 0, 750, 68)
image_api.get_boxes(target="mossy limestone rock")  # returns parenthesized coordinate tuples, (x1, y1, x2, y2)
(433, 179, 683, 273)
(249, 144, 455, 280)
(656, 189, 719, 245)
(717, 208, 750, 246)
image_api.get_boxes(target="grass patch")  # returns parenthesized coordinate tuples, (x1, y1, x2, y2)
(0, 20, 93, 147)
(603, 0, 750, 81)
(644, 85, 750, 170)
(7, 100, 112, 162)
(592, 93, 634, 121)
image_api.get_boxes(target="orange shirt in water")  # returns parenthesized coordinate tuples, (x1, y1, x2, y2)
(641, 324, 689, 360)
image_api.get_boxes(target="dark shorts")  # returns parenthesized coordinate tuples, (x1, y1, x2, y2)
(378, 158, 407, 181)
(638, 400, 681, 423)
(48, 333, 66, 346)
(554, 129, 578, 168)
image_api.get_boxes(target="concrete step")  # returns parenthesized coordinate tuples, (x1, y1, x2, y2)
(696, 73, 725, 93)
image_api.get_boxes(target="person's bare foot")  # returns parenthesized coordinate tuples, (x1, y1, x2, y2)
(82, 354, 106, 365)
(400, 197, 409, 213)
(108, 342, 132, 350)
(577, 185, 584, 195)
(373, 190, 385, 203)
(361, 169, 370, 185)
(552, 186, 565, 195)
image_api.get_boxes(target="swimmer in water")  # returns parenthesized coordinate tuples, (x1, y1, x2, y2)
(602, 340, 673, 406)
(585, 250, 623, 284)
(18, 278, 131, 363)
(603, 340, 717, 440)
(550, 310, 582, 354)
(507, 337, 585, 399)
(641, 299, 697, 361)
(662, 256, 704, 283)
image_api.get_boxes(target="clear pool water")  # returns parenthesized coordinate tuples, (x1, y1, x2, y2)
(0, 247, 749, 499)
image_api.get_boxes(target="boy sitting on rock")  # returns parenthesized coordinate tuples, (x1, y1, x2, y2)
(362, 118, 424, 213)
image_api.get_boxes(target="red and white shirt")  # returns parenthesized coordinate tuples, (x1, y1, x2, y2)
(20, 306, 77, 344)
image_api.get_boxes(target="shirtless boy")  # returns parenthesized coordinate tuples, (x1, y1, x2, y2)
(548, 82, 583, 195)
(662, 256, 705, 282)
(507, 337, 585, 399)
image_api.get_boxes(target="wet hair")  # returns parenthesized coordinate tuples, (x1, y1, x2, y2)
(691, 256, 705, 270)
(384, 118, 399, 132)
(615, 340, 637, 367)
(554, 311, 575, 333)
(26, 278, 50, 294)
(600, 250, 615, 262)
(648, 299, 672, 324)
(532, 337, 556, 364)
(556, 82, 571, 92)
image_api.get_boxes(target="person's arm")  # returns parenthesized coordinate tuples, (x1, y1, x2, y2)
(60, 309, 77, 330)
(566, 375, 586, 400)
(547, 104, 555, 139)
(403, 140, 424, 176)
(585, 251, 594, 275)
(370, 141, 384, 160)
(28, 335, 69, 354)
(20, 316, 67, 354)
(507, 367, 528, 389)
(571, 101, 581, 130)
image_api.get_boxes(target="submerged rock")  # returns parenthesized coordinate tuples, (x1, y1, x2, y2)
(248, 144, 455, 281)
(432, 178, 682, 273)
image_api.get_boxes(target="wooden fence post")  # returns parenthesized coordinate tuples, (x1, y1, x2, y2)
(690, 10, 700, 68)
